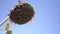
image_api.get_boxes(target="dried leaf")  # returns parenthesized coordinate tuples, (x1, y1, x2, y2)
(5, 24, 10, 31)
(6, 30, 12, 34)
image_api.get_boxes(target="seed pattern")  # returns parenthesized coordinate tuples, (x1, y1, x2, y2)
(9, 3, 34, 25)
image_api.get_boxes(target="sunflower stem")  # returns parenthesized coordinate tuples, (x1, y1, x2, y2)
(0, 16, 9, 26)
(18, 0, 22, 5)
(0, 28, 5, 30)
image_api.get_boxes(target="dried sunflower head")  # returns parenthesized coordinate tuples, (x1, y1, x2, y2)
(8, 3, 35, 25)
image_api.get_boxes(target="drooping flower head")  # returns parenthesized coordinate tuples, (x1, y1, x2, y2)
(8, 3, 35, 25)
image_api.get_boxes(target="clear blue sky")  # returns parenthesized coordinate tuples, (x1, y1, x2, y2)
(0, 0, 60, 34)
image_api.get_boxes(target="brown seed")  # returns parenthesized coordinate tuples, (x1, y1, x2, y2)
(9, 3, 35, 25)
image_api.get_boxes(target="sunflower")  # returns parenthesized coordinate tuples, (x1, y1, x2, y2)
(8, 3, 34, 25)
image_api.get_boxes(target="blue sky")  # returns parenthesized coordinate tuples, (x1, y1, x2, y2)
(0, 0, 60, 34)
